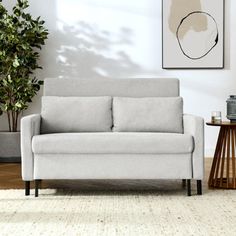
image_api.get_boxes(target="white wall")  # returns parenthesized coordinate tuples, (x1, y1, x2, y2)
(1, 0, 236, 156)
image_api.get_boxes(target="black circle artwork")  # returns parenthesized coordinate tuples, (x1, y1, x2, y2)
(176, 11, 219, 60)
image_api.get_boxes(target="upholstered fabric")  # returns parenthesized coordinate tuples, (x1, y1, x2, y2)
(184, 114, 204, 180)
(20, 78, 204, 185)
(44, 78, 180, 97)
(21, 114, 41, 181)
(41, 96, 112, 133)
(34, 154, 192, 179)
(32, 132, 193, 154)
(113, 97, 183, 133)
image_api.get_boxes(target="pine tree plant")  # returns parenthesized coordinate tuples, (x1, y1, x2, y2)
(0, 0, 48, 132)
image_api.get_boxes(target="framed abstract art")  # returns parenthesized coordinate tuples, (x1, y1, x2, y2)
(162, 0, 225, 69)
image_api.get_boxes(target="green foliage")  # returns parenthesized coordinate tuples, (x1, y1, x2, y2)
(0, 0, 48, 131)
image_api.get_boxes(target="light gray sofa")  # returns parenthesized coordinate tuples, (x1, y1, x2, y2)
(21, 78, 204, 197)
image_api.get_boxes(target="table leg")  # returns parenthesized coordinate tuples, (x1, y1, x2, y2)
(209, 126, 236, 189)
(214, 127, 227, 186)
(226, 127, 230, 188)
(219, 127, 227, 187)
(232, 128, 236, 188)
(208, 127, 225, 187)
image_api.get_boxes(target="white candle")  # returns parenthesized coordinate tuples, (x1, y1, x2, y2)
(211, 111, 222, 123)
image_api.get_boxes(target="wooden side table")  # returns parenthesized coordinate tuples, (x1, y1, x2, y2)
(207, 122, 236, 189)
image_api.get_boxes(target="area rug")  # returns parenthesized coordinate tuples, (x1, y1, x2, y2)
(0, 187, 236, 236)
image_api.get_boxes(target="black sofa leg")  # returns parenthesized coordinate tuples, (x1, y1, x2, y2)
(25, 181, 30, 196)
(182, 179, 186, 188)
(197, 180, 202, 195)
(187, 179, 191, 196)
(35, 180, 40, 197)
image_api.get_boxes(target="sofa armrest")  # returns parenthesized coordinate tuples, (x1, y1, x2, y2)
(183, 114, 204, 180)
(21, 114, 41, 181)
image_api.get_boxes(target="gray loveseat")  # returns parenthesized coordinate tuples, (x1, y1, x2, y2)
(21, 78, 204, 197)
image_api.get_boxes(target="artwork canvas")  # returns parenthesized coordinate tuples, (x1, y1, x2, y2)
(162, 0, 224, 69)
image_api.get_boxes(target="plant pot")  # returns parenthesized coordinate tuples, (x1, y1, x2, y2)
(0, 132, 21, 162)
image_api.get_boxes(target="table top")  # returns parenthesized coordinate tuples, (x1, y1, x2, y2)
(206, 121, 236, 126)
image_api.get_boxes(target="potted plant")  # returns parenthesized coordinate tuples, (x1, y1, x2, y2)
(0, 0, 48, 161)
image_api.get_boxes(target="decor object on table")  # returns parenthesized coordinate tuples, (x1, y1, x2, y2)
(162, 0, 225, 69)
(211, 111, 222, 123)
(0, 0, 48, 161)
(207, 122, 236, 189)
(21, 78, 204, 197)
(226, 95, 236, 123)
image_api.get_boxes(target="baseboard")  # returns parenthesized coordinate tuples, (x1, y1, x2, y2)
(0, 157, 21, 163)
(205, 149, 215, 158)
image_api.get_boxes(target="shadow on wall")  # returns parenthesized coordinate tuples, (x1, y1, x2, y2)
(25, 19, 160, 117)
(42, 21, 142, 79)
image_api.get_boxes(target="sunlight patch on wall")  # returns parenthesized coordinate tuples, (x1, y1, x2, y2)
(56, 0, 161, 72)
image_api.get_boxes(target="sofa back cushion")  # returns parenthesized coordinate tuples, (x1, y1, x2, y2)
(113, 97, 183, 133)
(41, 96, 112, 133)
(44, 78, 180, 97)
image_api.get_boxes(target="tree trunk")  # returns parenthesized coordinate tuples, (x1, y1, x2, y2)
(7, 111, 11, 132)
(10, 111, 19, 132)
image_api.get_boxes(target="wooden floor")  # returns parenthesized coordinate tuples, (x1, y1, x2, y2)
(0, 158, 213, 191)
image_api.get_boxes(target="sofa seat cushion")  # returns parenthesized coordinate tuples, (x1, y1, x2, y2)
(32, 133, 193, 154)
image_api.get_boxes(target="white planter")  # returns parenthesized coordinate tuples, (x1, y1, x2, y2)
(0, 132, 21, 162)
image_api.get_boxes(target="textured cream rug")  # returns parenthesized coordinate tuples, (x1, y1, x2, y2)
(0, 187, 236, 236)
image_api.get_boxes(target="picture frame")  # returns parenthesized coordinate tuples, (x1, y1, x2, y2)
(162, 0, 225, 69)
